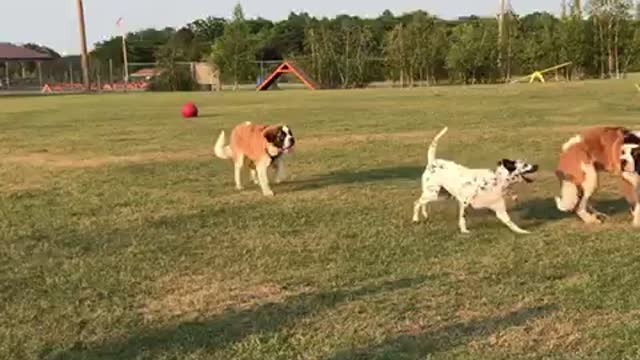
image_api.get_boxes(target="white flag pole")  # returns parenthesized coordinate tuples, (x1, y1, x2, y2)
(117, 17, 129, 88)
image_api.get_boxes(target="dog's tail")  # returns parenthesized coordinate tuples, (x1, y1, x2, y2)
(214, 131, 233, 160)
(427, 127, 448, 165)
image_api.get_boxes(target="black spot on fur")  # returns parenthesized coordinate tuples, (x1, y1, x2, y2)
(498, 159, 517, 173)
(631, 147, 640, 173)
(623, 130, 640, 145)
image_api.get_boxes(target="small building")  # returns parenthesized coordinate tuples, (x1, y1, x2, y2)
(0, 42, 51, 88)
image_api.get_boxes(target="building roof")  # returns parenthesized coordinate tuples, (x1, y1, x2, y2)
(130, 68, 162, 78)
(0, 43, 52, 61)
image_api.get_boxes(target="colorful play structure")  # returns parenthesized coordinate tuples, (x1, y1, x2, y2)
(256, 61, 318, 91)
(510, 62, 573, 84)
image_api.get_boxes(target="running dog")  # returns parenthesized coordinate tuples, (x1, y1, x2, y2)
(412, 127, 538, 234)
(215, 122, 295, 196)
(555, 126, 640, 226)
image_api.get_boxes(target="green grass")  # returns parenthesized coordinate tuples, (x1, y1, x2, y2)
(3, 81, 640, 359)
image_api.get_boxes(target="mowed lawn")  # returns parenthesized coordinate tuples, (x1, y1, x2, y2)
(3, 82, 640, 360)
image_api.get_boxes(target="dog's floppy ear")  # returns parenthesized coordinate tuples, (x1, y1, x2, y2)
(263, 125, 281, 144)
(498, 159, 517, 172)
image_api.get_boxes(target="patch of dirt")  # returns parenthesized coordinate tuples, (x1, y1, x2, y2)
(0, 126, 600, 171)
(140, 274, 312, 322)
(1, 149, 213, 169)
(477, 310, 640, 355)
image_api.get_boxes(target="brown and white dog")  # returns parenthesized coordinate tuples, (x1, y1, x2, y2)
(555, 126, 640, 225)
(215, 122, 295, 196)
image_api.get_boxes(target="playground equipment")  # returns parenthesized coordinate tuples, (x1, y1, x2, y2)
(510, 62, 573, 84)
(256, 61, 317, 91)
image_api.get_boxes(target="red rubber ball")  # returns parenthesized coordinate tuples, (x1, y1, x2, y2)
(181, 102, 198, 118)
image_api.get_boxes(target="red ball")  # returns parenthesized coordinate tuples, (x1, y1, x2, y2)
(181, 102, 198, 118)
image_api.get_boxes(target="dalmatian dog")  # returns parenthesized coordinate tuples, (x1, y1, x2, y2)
(412, 127, 538, 234)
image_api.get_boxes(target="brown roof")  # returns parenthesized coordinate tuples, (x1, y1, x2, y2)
(130, 68, 163, 78)
(0, 43, 51, 61)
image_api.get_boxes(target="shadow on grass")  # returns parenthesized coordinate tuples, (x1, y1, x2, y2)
(514, 197, 632, 222)
(289, 166, 423, 191)
(325, 304, 557, 360)
(51, 277, 426, 359)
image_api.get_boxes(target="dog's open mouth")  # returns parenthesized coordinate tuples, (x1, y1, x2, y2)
(520, 165, 539, 183)
(281, 145, 294, 154)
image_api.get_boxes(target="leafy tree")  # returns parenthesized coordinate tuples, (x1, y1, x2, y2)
(211, 4, 257, 89)
(515, 12, 561, 75)
(383, 24, 410, 86)
(560, 1, 588, 79)
(188, 17, 226, 43)
(447, 20, 499, 84)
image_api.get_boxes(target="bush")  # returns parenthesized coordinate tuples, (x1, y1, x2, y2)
(148, 67, 196, 91)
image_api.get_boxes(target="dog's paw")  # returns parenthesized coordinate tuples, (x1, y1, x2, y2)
(555, 197, 571, 212)
(594, 212, 608, 222)
(262, 190, 275, 197)
(236, 186, 245, 191)
(583, 216, 602, 225)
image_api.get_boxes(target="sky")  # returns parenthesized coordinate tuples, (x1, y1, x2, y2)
(2, 0, 560, 55)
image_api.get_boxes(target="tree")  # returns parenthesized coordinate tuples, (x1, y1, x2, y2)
(588, 0, 633, 78)
(23, 43, 61, 59)
(188, 17, 226, 43)
(447, 21, 499, 84)
(152, 43, 194, 91)
(211, 4, 257, 90)
(305, 19, 376, 88)
(515, 13, 561, 76)
(559, 0, 588, 79)
(384, 24, 410, 86)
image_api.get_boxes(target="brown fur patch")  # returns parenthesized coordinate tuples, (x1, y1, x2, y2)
(229, 123, 280, 162)
(557, 127, 628, 186)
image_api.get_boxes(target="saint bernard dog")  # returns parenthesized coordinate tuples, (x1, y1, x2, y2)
(215, 122, 295, 196)
(555, 126, 640, 226)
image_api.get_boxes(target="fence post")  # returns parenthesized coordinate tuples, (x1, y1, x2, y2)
(4, 61, 9, 89)
(37, 62, 43, 87)
(109, 58, 114, 86)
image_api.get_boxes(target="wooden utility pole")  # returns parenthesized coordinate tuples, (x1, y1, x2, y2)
(498, 0, 506, 79)
(122, 35, 129, 88)
(76, 0, 90, 90)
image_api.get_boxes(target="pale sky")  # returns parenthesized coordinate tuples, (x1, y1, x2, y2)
(3, 0, 560, 55)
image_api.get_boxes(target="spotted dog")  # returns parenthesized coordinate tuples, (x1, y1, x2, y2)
(412, 127, 538, 234)
(215, 122, 295, 197)
(555, 126, 640, 226)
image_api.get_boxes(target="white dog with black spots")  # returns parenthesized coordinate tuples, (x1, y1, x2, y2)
(412, 127, 538, 234)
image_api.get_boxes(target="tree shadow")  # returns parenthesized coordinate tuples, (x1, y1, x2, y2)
(514, 197, 632, 222)
(195, 113, 218, 119)
(325, 304, 557, 360)
(50, 277, 427, 360)
(289, 166, 423, 191)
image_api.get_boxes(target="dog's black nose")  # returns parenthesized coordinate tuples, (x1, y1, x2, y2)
(290, 138, 295, 146)
(531, 164, 539, 172)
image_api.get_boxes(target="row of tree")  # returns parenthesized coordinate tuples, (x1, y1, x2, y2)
(77, 1, 640, 89)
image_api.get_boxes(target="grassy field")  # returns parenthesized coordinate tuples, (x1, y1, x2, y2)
(3, 81, 640, 360)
